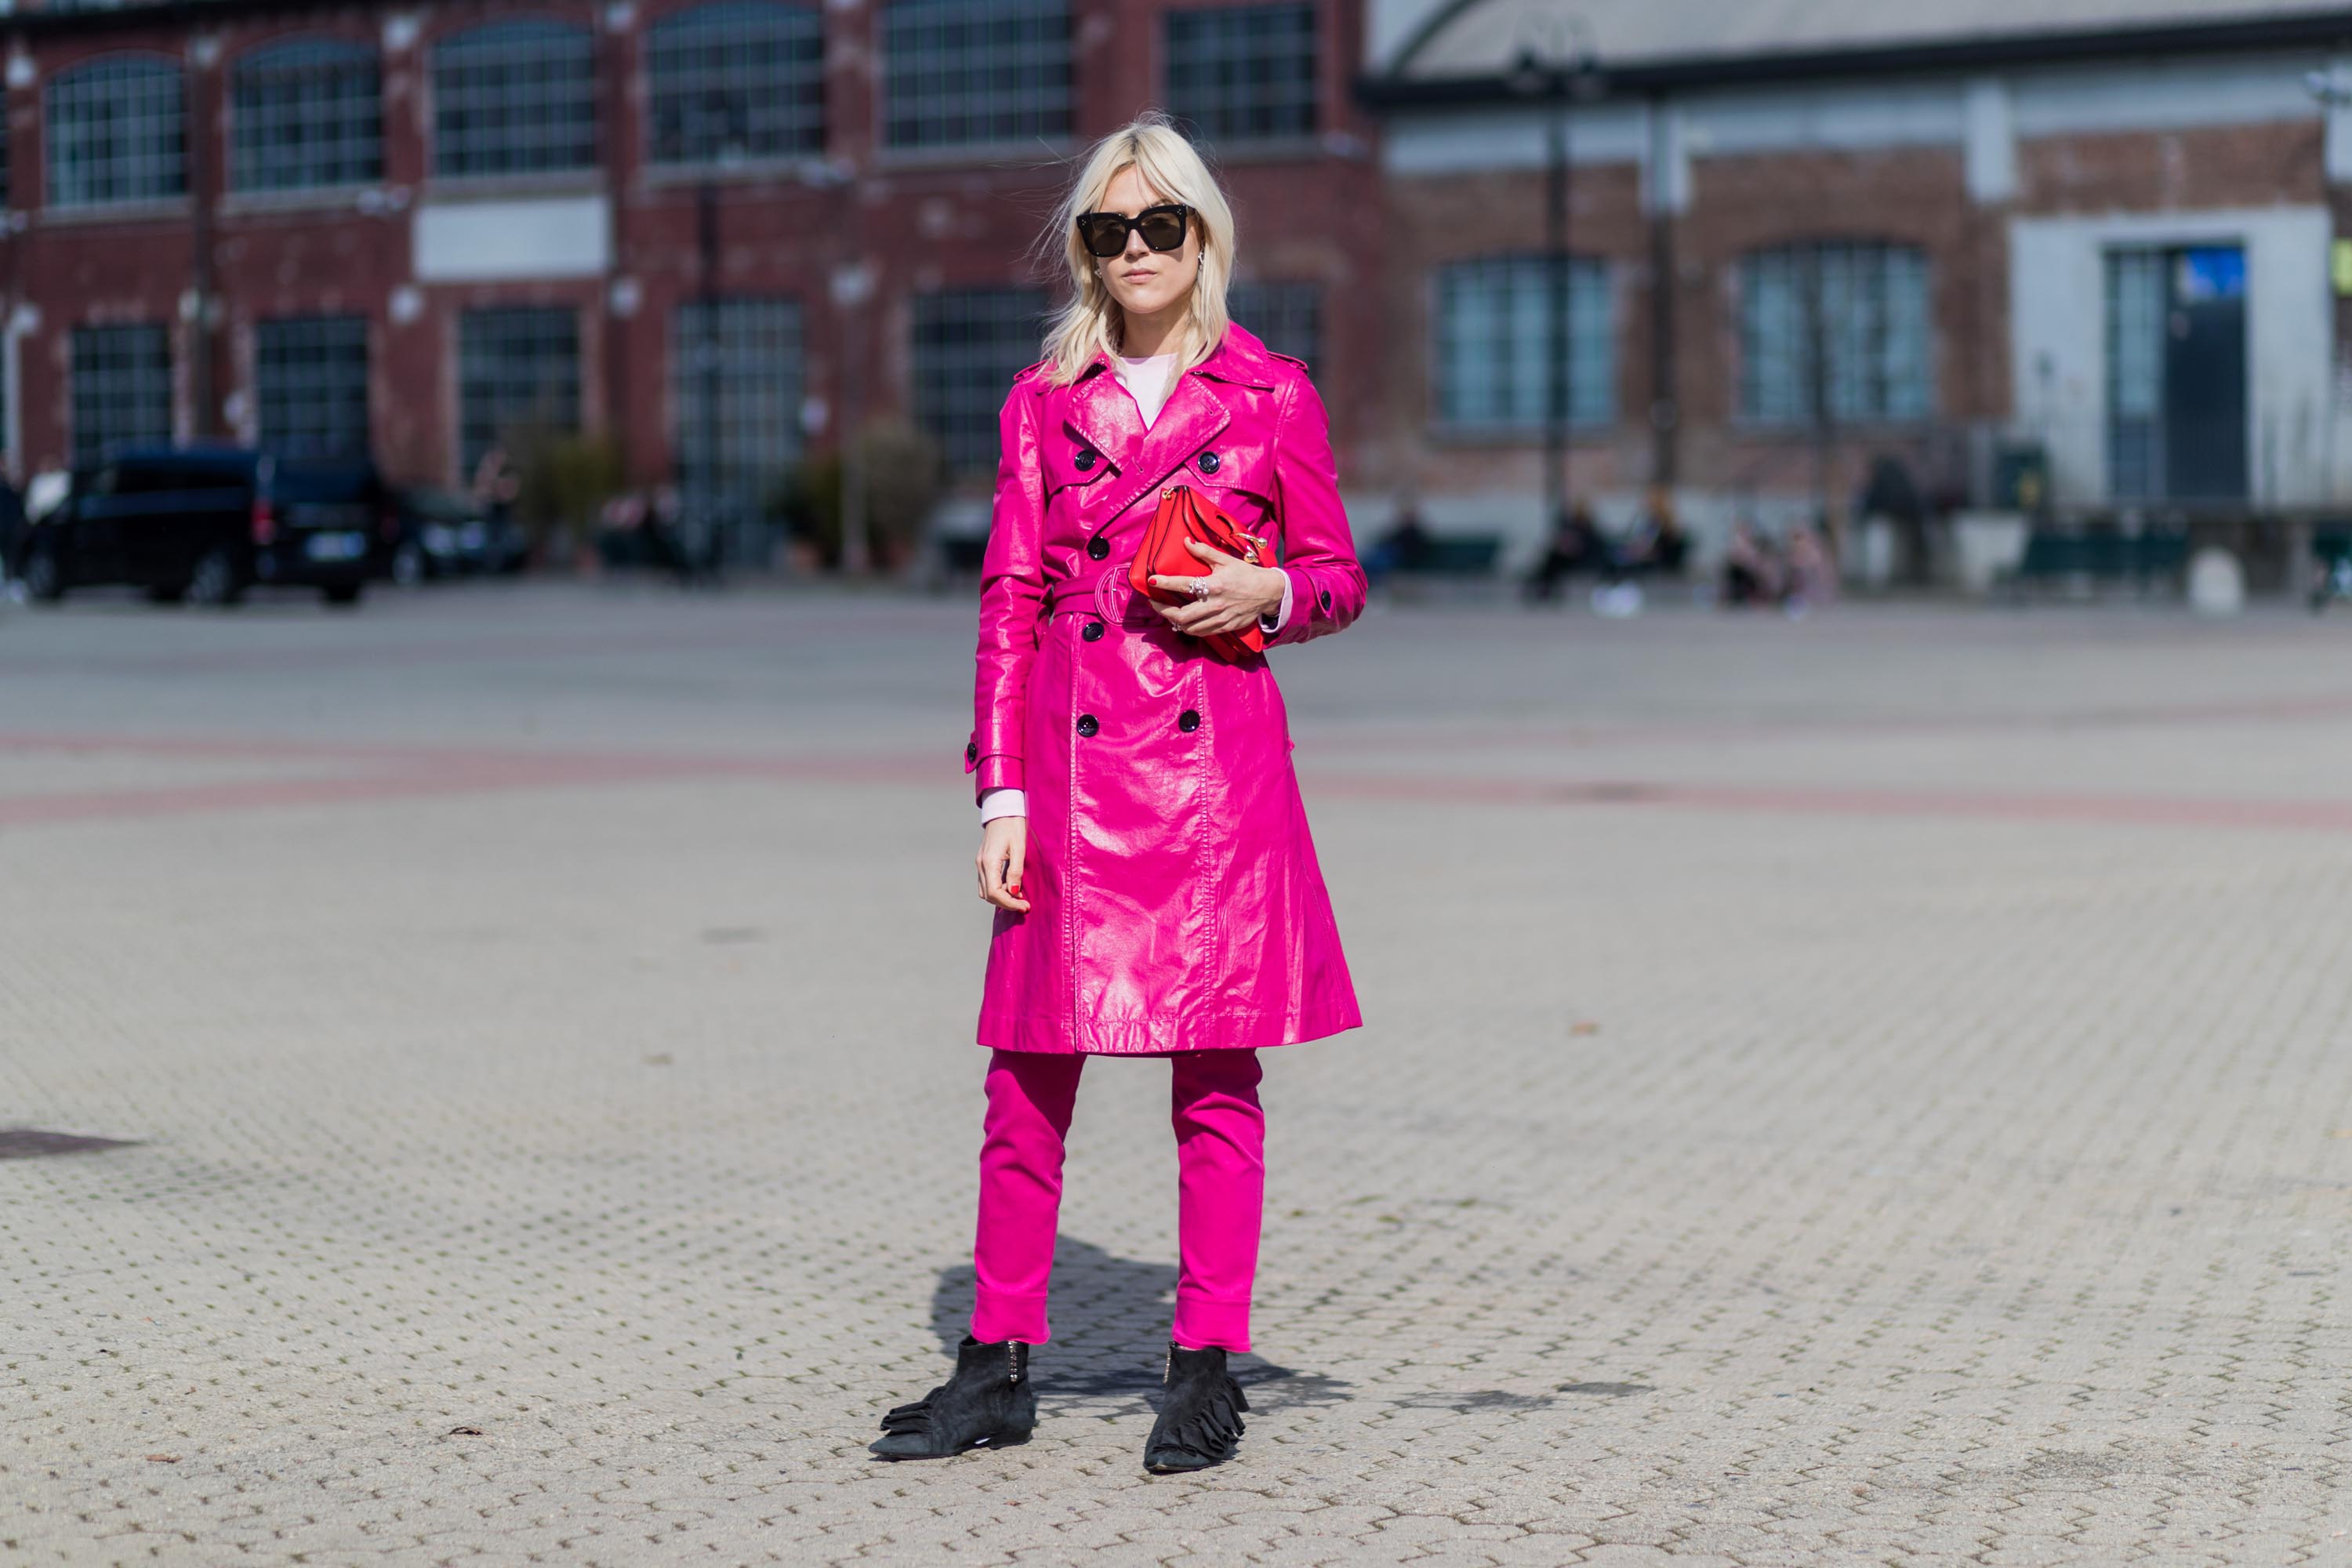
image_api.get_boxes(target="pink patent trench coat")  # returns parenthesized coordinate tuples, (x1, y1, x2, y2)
(965, 323, 1367, 1055)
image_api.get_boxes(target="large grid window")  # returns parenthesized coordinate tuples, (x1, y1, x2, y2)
(648, 2, 823, 167)
(882, 0, 1071, 151)
(458, 307, 579, 476)
(431, 20, 596, 179)
(1227, 281, 1320, 370)
(1433, 255, 1613, 430)
(671, 298, 803, 506)
(231, 39, 383, 192)
(1165, 3, 1317, 145)
(47, 56, 187, 209)
(256, 316, 370, 456)
(911, 288, 1046, 471)
(71, 325, 172, 462)
(1739, 241, 1930, 425)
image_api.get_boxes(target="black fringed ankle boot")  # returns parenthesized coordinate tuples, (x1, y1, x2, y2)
(869, 1336, 1036, 1460)
(1142, 1343, 1249, 1472)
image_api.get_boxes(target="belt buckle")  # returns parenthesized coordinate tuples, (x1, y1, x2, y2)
(1091, 561, 1135, 626)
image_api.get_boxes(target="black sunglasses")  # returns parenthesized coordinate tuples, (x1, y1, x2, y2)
(1076, 203, 1193, 260)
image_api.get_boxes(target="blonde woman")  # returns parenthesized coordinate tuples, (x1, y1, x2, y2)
(873, 114, 1366, 1472)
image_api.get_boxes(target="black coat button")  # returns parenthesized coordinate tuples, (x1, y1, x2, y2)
(1319, 590, 1332, 612)
(1082, 621, 1104, 642)
(1074, 449, 1097, 471)
(1075, 714, 1099, 738)
(1197, 451, 1220, 474)
(965, 740, 978, 761)
(1087, 535, 1109, 561)
(1178, 710, 1200, 732)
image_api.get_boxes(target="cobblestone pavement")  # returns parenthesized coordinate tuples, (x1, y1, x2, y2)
(8, 581, 2352, 1566)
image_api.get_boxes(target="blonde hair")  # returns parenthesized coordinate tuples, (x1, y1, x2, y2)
(1036, 113, 1236, 387)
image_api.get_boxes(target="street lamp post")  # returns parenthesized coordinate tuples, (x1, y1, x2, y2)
(830, 256, 875, 577)
(1510, 29, 1598, 535)
(689, 89, 749, 579)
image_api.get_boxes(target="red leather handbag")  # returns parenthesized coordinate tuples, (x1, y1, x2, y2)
(1128, 484, 1269, 662)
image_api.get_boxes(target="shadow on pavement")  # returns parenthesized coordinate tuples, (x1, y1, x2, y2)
(930, 1236, 1352, 1413)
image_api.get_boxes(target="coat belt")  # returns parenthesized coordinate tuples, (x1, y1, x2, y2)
(1042, 568, 1138, 623)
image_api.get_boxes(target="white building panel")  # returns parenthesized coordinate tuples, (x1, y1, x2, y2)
(2009, 205, 2332, 507)
(1680, 79, 1966, 155)
(413, 194, 612, 284)
(1382, 103, 1647, 174)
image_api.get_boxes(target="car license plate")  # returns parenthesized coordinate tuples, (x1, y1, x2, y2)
(304, 532, 365, 561)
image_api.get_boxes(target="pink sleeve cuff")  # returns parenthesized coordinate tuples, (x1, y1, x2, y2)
(978, 787, 1028, 822)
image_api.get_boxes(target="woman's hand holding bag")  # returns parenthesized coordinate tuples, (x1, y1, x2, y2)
(1135, 485, 1287, 657)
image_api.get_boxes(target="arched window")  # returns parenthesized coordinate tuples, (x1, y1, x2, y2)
(231, 38, 382, 192)
(646, 2, 822, 167)
(671, 297, 803, 506)
(881, 0, 1070, 150)
(71, 324, 172, 461)
(47, 55, 186, 209)
(910, 288, 1048, 470)
(1165, 2, 1317, 146)
(459, 307, 580, 476)
(1226, 280, 1321, 370)
(1432, 254, 1613, 430)
(1739, 241, 1931, 425)
(431, 20, 595, 178)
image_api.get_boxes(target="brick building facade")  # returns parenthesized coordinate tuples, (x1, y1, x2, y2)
(1363, 0, 2352, 565)
(7, 0, 2352, 577)
(0, 0, 1380, 550)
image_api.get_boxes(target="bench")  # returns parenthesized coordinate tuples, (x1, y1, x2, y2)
(939, 534, 989, 574)
(1408, 535, 1503, 576)
(1373, 532, 1506, 602)
(1998, 528, 2188, 601)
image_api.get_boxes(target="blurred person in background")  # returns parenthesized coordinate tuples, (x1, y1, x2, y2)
(1722, 517, 1785, 607)
(1367, 492, 1432, 582)
(1526, 497, 1606, 602)
(1784, 523, 1838, 615)
(0, 471, 24, 592)
(471, 445, 521, 538)
(871, 114, 1367, 1474)
(1617, 485, 1688, 579)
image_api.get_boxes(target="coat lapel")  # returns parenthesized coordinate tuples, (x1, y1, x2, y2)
(1080, 365, 1232, 526)
(1066, 363, 1144, 477)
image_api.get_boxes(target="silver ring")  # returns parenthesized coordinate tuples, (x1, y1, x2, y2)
(1189, 579, 1210, 599)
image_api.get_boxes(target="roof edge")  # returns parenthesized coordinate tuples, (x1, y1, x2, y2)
(0, 0, 376, 43)
(1359, 9, 2352, 105)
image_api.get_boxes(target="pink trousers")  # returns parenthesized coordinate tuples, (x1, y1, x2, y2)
(971, 1047, 1265, 1352)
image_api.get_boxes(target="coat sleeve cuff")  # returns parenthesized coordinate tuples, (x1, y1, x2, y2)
(1270, 566, 1314, 644)
(973, 753, 1025, 794)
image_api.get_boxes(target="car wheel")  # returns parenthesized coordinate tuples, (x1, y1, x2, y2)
(322, 583, 364, 608)
(187, 549, 244, 607)
(390, 541, 426, 590)
(21, 548, 64, 603)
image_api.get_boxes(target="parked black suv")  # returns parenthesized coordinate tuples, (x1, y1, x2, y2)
(19, 447, 390, 608)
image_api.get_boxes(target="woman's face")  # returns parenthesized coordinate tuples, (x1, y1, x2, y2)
(1091, 166, 1199, 321)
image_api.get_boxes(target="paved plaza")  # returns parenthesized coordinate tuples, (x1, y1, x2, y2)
(9, 579, 2352, 1566)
